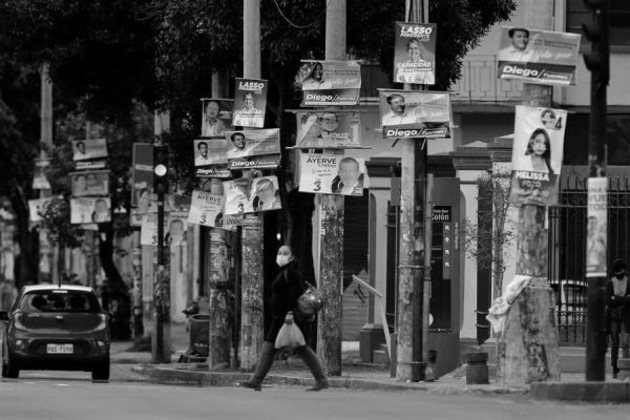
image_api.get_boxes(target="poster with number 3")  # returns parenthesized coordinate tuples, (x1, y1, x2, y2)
(299, 152, 366, 196)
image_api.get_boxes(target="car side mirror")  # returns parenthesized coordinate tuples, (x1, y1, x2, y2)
(0, 311, 9, 321)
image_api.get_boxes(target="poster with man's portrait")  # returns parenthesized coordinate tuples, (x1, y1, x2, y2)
(187, 190, 238, 231)
(225, 129, 280, 160)
(224, 175, 281, 215)
(297, 60, 361, 106)
(299, 152, 366, 196)
(132, 143, 153, 207)
(295, 110, 361, 149)
(72, 139, 108, 161)
(509, 105, 567, 207)
(70, 170, 110, 197)
(200, 98, 233, 138)
(497, 27, 581, 85)
(586, 177, 607, 278)
(379, 89, 451, 139)
(194, 139, 228, 167)
(165, 212, 188, 246)
(232, 78, 268, 128)
(70, 197, 111, 224)
(393, 22, 436, 85)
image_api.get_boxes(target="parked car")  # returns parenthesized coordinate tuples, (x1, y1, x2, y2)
(0, 284, 111, 380)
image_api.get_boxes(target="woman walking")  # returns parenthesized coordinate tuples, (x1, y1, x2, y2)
(238, 245, 329, 391)
(606, 259, 630, 378)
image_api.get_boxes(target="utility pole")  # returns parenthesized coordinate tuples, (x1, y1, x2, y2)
(239, 0, 265, 371)
(503, 0, 560, 383)
(396, 0, 426, 382)
(39, 65, 53, 285)
(316, 0, 346, 377)
(582, 0, 609, 382)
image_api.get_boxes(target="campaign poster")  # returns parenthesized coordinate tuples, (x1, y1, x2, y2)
(194, 139, 228, 166)
(70, 170, 110, 197)
(187, 190, 237, 231)
(497, 27, 581, 85)
(76, 160, 107, 171)
(586, 178, 607, 278)
(70, 197, 111, 224)
(379, 89, 451, 139)
(140, 213, 159, 246)
(132, 143, 153, 207)
(225, 128, 280, 159)
(72, 139, 108, 161)
(298, 60, 361, 106)
(393, 22, 436, 85)
(224, 175, 281, 215)
(232, 78, 268, 128)
(166, 211, 189, 246)
(28, 197, 56, 223)
(129, 208, 143, 228)
(200, 98, 234, 138)
(295, 110, 361, 149)
(299, 153, 366, 196)
(509, 105, 567, 207)
(32, 158, 50, 190)
(195, 165, 231, 178)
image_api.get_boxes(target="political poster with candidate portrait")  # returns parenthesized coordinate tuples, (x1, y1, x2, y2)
(132, 143, 153, 208)
(200, 98, 233, 137)
(28, 197, 57, 223)
(72, 139, 108, 161)
(165, 211, 189, 246)
(223, 175, 281, 215)
(187, 190, 238, 231)
(586, 178, 607, 278)
(140, 213, 160, 246)
(379, 89, 451, 139)
(299, 152, 366, 196)
(232, 78, 268, 128)
(509, 105, 567, 207)
(194, 139, 228, 167)
(70, 197, 111, 225)
(225, 128, 280, 160)
(295, 110, 361, 149)
(298, 60, 361, 106)
(393, 22, 436, 85)
(497, 27, 581, 85)
(70, 170, 110, 197)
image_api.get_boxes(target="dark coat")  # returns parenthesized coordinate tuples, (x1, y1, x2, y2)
(265, 261, 306, 343)
(605, 277, 630, 333)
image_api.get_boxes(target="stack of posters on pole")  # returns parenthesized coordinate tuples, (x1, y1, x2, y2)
(232, 78, 267, 128)
(295, 110, 362, 149)
(194, 139, 230, 178)
(299, 60, 361, 106)
(223, 175, 282, 215)
(299, 153, 366, 196)
(379, 89, 451, 139)
(70, 138, 111, 226)
(509, 105, 567, 207)
(497, 27, 581, 85)
(200, 98, 234, 138)
(187, 190, 239, 231)
(225, 128, 280, 170)
(393, 22, 436, 85)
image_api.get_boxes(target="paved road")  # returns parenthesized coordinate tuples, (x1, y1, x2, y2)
(0, 368, 629, 420)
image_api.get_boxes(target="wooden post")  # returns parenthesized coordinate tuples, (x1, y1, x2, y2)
(315, 0, 346, 377)
(503, 0, 560, 384)
(39, 65, 53, 285)
(239, 0, 265, 371)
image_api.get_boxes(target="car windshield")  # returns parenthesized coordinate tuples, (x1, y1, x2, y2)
(19, 291, 101, 313)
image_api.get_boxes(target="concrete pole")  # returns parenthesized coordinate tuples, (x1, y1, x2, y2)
(39, 65, 53, 284)
(503, 0, 560, 384)
(239, 0, 266, 371)
(315, 0, 346, 377)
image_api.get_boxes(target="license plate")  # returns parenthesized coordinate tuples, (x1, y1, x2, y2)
(46, 344, 73, 354)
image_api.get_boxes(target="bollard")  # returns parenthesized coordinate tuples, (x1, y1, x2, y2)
(466, 352, 489, 385)
(618, 358, 630, 380)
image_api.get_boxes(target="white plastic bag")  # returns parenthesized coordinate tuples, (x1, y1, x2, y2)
(274, 313, 306, 349)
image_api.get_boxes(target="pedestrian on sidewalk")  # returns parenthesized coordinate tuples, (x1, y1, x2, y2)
(606, 258, 630, 378)
(238, 244, 329, 392)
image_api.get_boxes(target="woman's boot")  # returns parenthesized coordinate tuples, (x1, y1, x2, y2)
(296, 345, 329, 391)
(238, 341, 276, 391)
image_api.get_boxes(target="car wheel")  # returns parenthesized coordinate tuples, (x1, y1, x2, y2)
(3, 351, 19, 379)
(91, 358, 110, 381)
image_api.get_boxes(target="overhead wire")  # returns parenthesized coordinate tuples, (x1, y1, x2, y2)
(270, 0, 331, 29)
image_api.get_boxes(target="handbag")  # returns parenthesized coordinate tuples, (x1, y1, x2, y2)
(296, 283, 325, 319)
(274, 312, 306, 349)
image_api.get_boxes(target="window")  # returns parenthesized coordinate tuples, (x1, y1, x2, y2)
(566, 0, 630, 48)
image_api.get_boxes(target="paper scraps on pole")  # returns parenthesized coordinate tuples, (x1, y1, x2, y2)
(486, 275, 532, 334)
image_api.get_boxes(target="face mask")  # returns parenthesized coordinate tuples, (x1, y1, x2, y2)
(615, 272, 626, 280)
(276, 255, 290, 267)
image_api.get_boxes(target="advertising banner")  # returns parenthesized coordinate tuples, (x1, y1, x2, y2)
(28, 197, 56, 223)
(586, 178, 607, 278)
(295, 110, 361, 149)
(70, 170, 110, 197)
(224, 175, 281, 215)
(200, 98, 234, 137)
(187, 190, 238, 231)
(72, 139, 108, 161)
(393, 22, 436, 85)
(165, 211, 189, 246)
(497, 27, 581, 85)
(70, 197, 111, 224)
(194, 139, 228, 166)
(232, 78, 268, 128)
(225, 128, 280, 160)
(379, 89, 451, 139)
(299, 60, 361, 106)
(299, 152, 366, 196)
(509, 105, 567, 206)
(132, 143, 153, 207)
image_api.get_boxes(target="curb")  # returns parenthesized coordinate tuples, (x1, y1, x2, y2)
(531, 381, 630, 403)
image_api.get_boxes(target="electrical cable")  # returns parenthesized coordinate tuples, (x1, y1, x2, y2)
(271, 0, 331, 29)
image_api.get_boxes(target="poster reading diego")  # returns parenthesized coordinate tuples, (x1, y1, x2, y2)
(232, 78, 267, 128)
(509, 105, 567, 206)
(298, 60, 361, 106)
(393, 22, 436, 85)
(379, 89, 451, 139)
(72, 139, 108, 161)
(299, 152, 366, 196)
(295, 110, 361, 149)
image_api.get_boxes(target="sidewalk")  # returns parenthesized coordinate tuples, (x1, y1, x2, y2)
(111, 322, 630, 402)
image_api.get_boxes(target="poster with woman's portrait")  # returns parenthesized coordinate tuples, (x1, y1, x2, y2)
(200, 98, 233, 138)
(70, 170, 110, 197)
(509, 105, 567, 207)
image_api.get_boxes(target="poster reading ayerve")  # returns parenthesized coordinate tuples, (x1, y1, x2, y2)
(497, 27, 581, 85)
(232, 78, 267, 128)
(187, 190, 238, 231)
(295, 110, 361, 149)
(393, 22, 436, 85)
(509, 105, 567, 206)
(299, 60, 361, 106)
(299, 152, 366, 196)
(379, 89, 451, 139)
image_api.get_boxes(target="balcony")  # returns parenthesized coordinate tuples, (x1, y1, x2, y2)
(450, 55, 523, 103)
